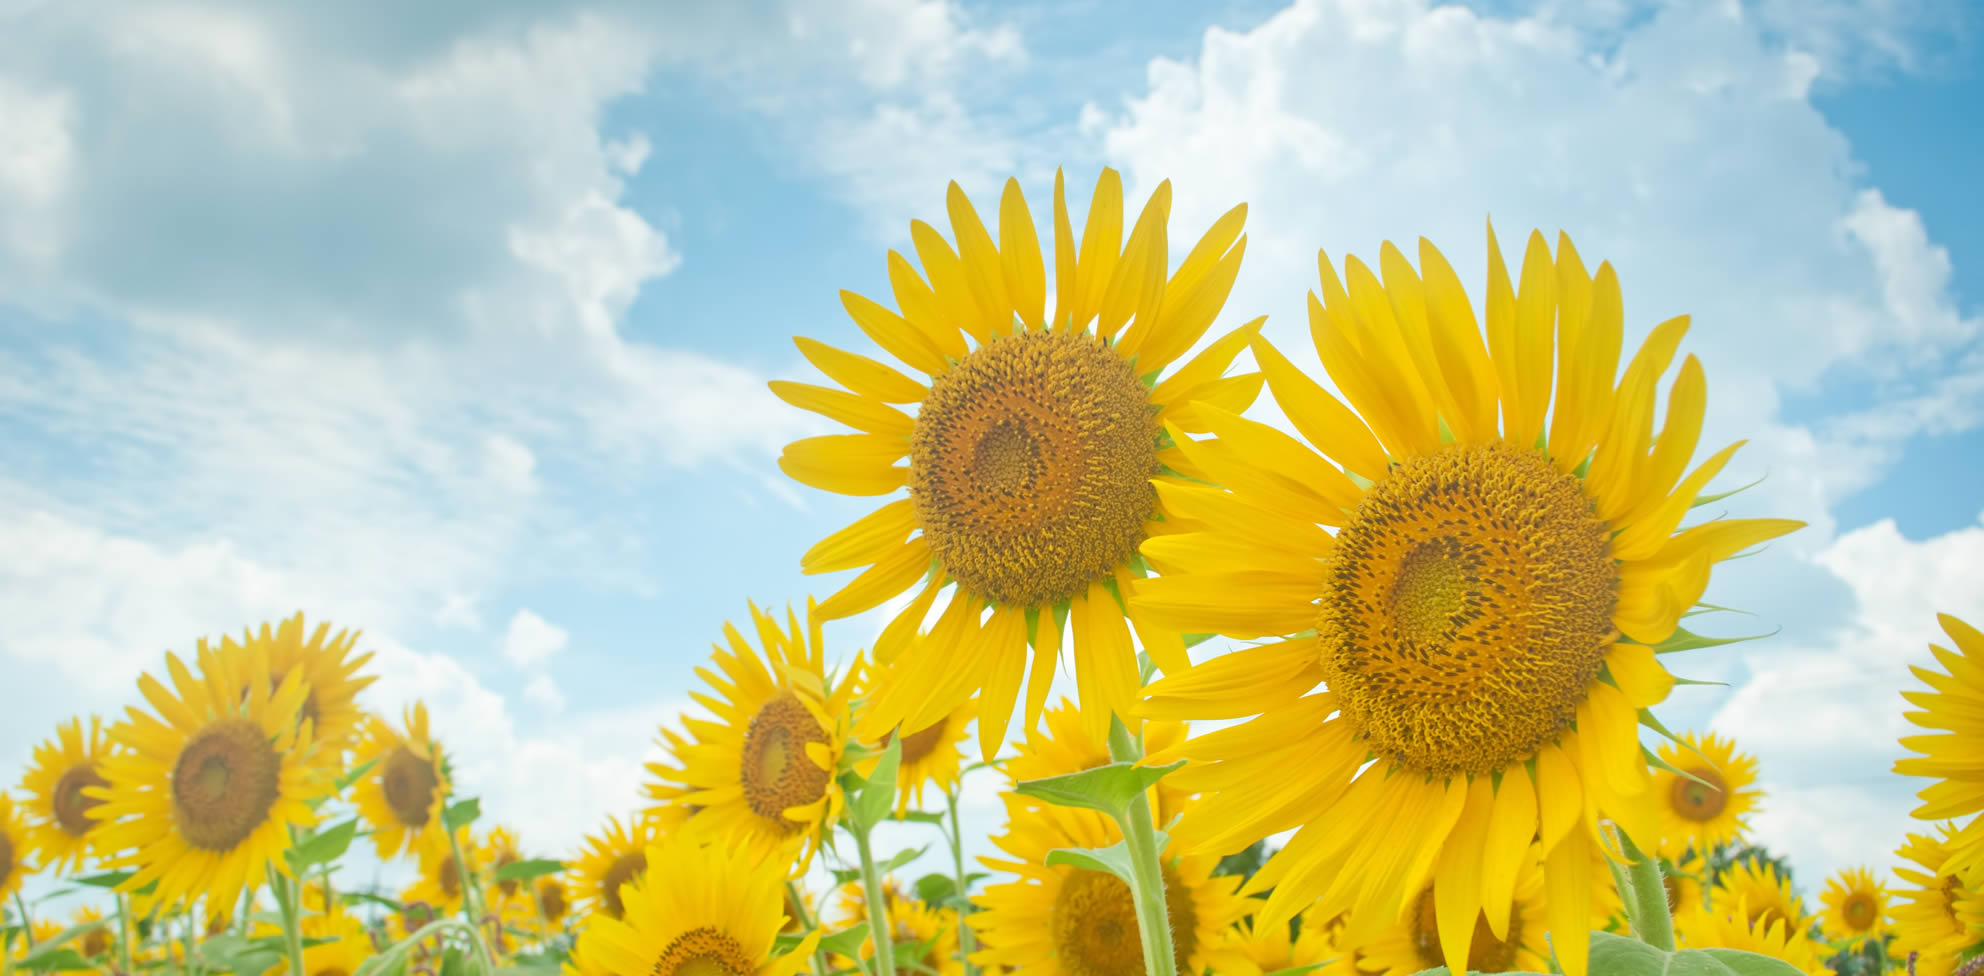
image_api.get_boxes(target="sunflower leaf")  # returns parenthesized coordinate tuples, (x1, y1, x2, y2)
(492, 859, 565, 884)
(1585, 930, 1672, 975)
(72, 871, 136, 889)
(817, 922, 872, 960)
(848, 736, 903, 831)
(335, 754, 383, 794)
(1678, 947, 1809, 974)
(880, 845, 928, 876)
(1012, 759, 1184, 819)
(1044, 837, 1146, 886)
(897, 811, 946, 826)
(286, 817, 361, 875)
(444, 797, 482, 831)
(13, 948, 94, 972)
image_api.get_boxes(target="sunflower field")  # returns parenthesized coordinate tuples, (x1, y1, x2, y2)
(3, 170, 1981, 976)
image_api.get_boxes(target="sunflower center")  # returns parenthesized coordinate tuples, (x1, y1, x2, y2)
(883, 716, 950, 767)
(909, 329, 1159, 609)
(0, 831, 12, 891)
(1842, 892, 1877, 930)
(82, 927, 112, 959)
(601, 850, 646, 920)
(740, 694, 831, 828)
(1051, 866, 1197, 976)
(313, 968, 350, 976)
(1662, 875, 1681, 912)
(439, 855, 461, 899)
(653, 926, 754, 976)
(1320, 441, 1617, 777)
(53, 762, 109, 837)
(1670, 767, 1729, 822)
(1411, 888, 1519, 972)
(494, 849, 520, 899)
(170, 717, 283, 851)
(381, 745, 438, 828)
(536, 878, 568, 923)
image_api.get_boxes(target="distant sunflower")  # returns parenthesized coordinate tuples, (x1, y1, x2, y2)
(71, 905, 115, 962)
(535, 874, 572, 929)
(1819, 866, 1888, 947)
(1653, 731, 1760, 858)
(570, 830, 819, 976)
(90, 642, 324, 913)
(404, 825, 477, 915)
(1675, 898, 1827, 975)
(828, 877, 962, 976)
(647, 602, 855, 869)
(1708, 860, 1809, 934)
(0, 793, 31, 908)
(1133, 227, 1802, 976)
(1202, 911, 1347, 976)
(18, 716, 113, 875)
(572, 813, 665, 921)
(482, 825, 527, 908)
(351, 703, 450, 860)
(219, 613, 375, 762)
(1005, 698, 1189, 826)
(772, 167, 1262, 759)
(869, 694, 972, 817)
(1357, 848, 1554, 976)
(1896, 613, 1984, 882)
(971, 797, 1247, 976)
(1890, 828, 1984, 976)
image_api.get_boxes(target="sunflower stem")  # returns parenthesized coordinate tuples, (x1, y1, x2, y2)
(945, 786, 979, 976)
(1107, 718, 1178, 976)
(114, 893, 135, 976)
(785, 881, 831, 976)
(853, 828, 899, 976)
(266, 863, 308, 976)
(1615, 828, 1675, 951)
(181, 908, 199, 976)
(443, 823, 499, 975)
(11, 893, 32, 953)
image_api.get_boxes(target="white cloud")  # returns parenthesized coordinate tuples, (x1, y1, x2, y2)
(523, 673, 567, 712)
(503, 609, 571, 668)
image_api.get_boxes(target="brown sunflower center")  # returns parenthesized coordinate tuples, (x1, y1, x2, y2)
(438, 854, 462, 899)
(53, 762, 109, 837)
(1320, 441, 1617, 777)
(494, 849, 520, 899)
(740, 694, 831, 828)
(0, 831, 12, 891)
(1670, 767, 1729, 822)
(536, 878, 568, 923)
(909, 329, 1159, 609)
(170, 717, 283, 851)
(601, 849, 646, 920)
(1663, 874, 1682, 912)
(1411, 887, 1519, 972)
(653, 926, 754, 976)
(82, 926, 112, 959)
(313, 968, 350, 976)
(1940, 875, 1963, 925)
(381, 745, 438, 828)
(1051, 866, 1197, 976)
(882, 716, 950, 767)
(1842, 891, 1878, 931)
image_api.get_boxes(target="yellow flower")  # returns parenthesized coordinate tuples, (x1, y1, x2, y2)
(1356, 848, 1555, 976)
(1653, 732, 1760, 859)
(869, 695, 972, 818)
(1890, 827, 1984, 976)
(217, 613, 376, 764)
(91, 639, 325, 913)
(571, 813, 665, 922)
(828, 878, 963, 976)
(571, 830, 819, 976)
(0, 792, 32, 908)
(1896, 613, 1984, 882)
(18, 716, 115, 876)
(645, 601, 855, 870)
(403, 825, 477, 916)
(1675, 897, 1828, 975)
(1819, 866, 1888, 947)
(1707, 859, 1810, 935)
(1131, 227, 1802, 976)
(535, 873, 573, 928)
(351, 702, 451, 861)
(1003, 698, 1189, 827)
(772, 167, 1261, 760)
(1663, 851, 1706, 919)
(262, 910, 373, 976)
(1201, 911, 1347, 976)
(481, 825, 528, 910)
(971, 796, 1248, 976)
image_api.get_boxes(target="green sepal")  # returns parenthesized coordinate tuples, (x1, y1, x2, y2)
(1642, 625, 1777, 655)
(1691, 472, 1766, 509)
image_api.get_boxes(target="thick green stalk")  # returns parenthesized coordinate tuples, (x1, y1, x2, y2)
(1616, 829, 1675, 951)
(114, 893, 135, 976)
(945, 788, 978, 976)
(1107, 721, 1177, 976)
(181, 908, 199, 976)
(854, 829, 899, 976)
(268, 864, 307, 976)
(443, 825, 499, 974)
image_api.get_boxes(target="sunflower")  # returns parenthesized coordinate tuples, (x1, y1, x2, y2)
(260, 909, 372, 976)
(218, 613, 375, 763)
(89, 640, 324, 914)
(1708, 859, 1809, 934)
(572, 813, 665, 922)
(535, 874, 573, 929)
(1896, 613, 1984, 883)
(828, 877, 963, 976)
(771, 167, 1262, 760)
(1890, 827, 1984, 976)
(1663, 851, 1706, 919)
(1653, 731, 1760, 859)
(1818, 866, 1887, 947)
(10, 920, 62, 963)
(1357, 847, 1555, 976)
(18, 716, 115, 875)
(1674, 898, 1828, 975)
(971, 796, 1248, 976)
(0, 793, 31, 909)
(870, 694, 973, 818)
(640, 724, 701, 833)
(646, 601, 855, 869)
(1202, 911, 1347, 976)
(481, 825, 527, 909)
(70, 905, 117, 963)
(570, 829, 819, 976)
(351, 702, 451, 861)
(1004, 698, 1190, 827)
(403, 825, 478, 916)
(1130, 227, 1803, 976)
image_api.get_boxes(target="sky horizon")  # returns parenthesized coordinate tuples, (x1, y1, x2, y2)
(1, 0, 1979, 921)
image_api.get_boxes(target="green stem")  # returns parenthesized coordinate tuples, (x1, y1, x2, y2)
(268, 863, 307, 976)
(785, 881, 830, 976)
(443, 825, 499, 974)
(853, 829, 898, 976)
(944, 787, 978, 976)
(1107, 720, 1177, 976)
(1616, 829, 1675, 951)
(11, 893, 32, 953)
(181, 908, 199, 976)
(114, 894, 135, 976)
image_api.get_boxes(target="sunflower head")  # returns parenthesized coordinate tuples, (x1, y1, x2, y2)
(1896, 612, 1984, 883)
(405, 825, 477, 915)
(0, 793, 32, 907)
(828, 877, 962, 976)
(1818, 866, 1888, 945)
(88, 637, 326, 913)
(866, 692, 972, 818)
(1674, 897, 1829, 975)
(352, 702, 451, 861)
(1653, 731, 1761, 859)
(18, 716, 115, 876)
(647, 601, 855, 871)
(1708, 859, 1809, 935)
(535, 873, 572, 927)
(1006, 698, 1190, 826)
(1356, 848, 1555, 976)
(1200, 911, 1344, 976)
(217, 612, 375, 764)
(1890, 827, 1984, 974)
(572, 813, 665, 921)
(481, 824, 526, 903)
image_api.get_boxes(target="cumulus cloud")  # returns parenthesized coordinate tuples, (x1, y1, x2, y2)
(503, 609, 570, 668)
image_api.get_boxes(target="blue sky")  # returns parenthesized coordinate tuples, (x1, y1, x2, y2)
(1, 0, 1979, 913)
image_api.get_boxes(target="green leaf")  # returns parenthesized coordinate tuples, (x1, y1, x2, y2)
(439, 945, 474, 976)
(72, 871, 135, 889)
(1685, 948, 1812, 975)
(879, 845, 927, 876)
(444, 796, 482, 831)
(817, 922, 872, 959)
(13, 947, 93, 972)
(849, 736, 902, 830)
(1013, 759, 1185, 819)
(831, 867, 863, 887)
(493, 858, 565, 884)
(896, 811, 945, 826)
(340, 890, 404, 913)
(335, 754, 382, 793)
(1587, 930, 1673, 975)
(286, 817, 361, 874)
(915, 872, 958, 905)
(1043, 834, 1167, 887)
